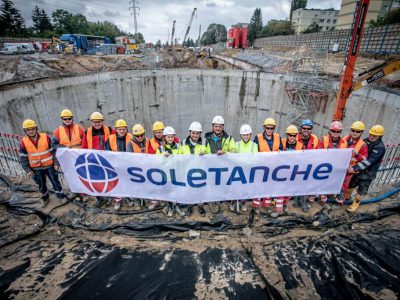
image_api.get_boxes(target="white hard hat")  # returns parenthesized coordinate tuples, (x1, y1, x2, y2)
(189, 121, 202, 132)
(212, 115, 224, 125)
(240, 124, 252, 135)
(163, 126, 176, 135)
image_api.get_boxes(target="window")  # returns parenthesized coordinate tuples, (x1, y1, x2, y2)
(320, 19, 324, 23)
(327, 19, 331, 23)
(326, 27, 329, 30)
(315, 14, 318, 17)
(383, 5, 388, 11)
(333, 19, 337, 23)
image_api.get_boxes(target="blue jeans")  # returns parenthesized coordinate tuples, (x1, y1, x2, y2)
(33, 167, 64, 198)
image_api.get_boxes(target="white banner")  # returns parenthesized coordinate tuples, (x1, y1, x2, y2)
(56, 148, 352, 204)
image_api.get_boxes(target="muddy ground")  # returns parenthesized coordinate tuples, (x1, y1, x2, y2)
(0, 175, 399, 299)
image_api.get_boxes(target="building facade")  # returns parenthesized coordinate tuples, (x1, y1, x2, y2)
(336, 0, 400, 30)
(292, 8, 339, 34)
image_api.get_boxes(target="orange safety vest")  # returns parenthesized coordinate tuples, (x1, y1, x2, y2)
(322, 136, 347, 149)
(296, 134, 319, 149)
(150, 137, 161, 153)
(257, 133, 280, 152)
(59, 124, 83, 148)
(87, 126, 111, 149)
(282, 139, 303, 151)
(130, 138, 149, 153)
(108, 133, 133, 152)
(345, 136, 367, 166)
(23, 133, 54, 168)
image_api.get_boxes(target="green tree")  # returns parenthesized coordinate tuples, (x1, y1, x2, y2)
(261, 20, 294, 37)
(370, 8, 400, 27)
(302, 23, 321, 34)
(248, 8, 263, 45)
(0, 0, 25, 36)
(290, 0, 307, 22)
(155, 39, 162, 48)
(32, 6, 53, 34)
(200, 23, 227, 45)
(52, 9, 89, 35)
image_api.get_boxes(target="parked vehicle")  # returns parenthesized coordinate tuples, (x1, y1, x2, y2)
(0, 45, 35, 55)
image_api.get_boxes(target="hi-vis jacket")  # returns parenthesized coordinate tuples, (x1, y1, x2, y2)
(181, 137, 209, 154)
(236, 140, 258, 153)
(19, 133, 55, 172)
(156, 142, 182, 155)
(204, 131, 236, 154)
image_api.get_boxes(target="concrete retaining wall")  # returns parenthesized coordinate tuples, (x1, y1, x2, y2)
(0, 69, 399, 143)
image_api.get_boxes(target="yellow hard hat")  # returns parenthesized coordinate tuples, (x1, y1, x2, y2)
(90, 112, 104, 121)
(22, 119, 37, 129)
(115, 119, 128, 128)
(351, 121, 365, 131)
(369, 125, 384, 136)
(60, 109, 73, 118)
(263, 118, 276, 127)
(153, 121, 165, 131)
(132, 124, 145, 136)
(286, 125, 299, 134)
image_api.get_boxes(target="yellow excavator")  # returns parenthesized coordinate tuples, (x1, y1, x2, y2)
(352, 57, 400, 92)
(48, 37, 74, 54)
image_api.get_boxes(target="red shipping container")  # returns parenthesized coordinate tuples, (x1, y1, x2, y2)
(117, 46, 125, 54)
(233, 27, 240, 49)
(228, 28, 234, 48)
(239, 27, 248, 49)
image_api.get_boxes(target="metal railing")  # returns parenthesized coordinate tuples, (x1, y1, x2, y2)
(0, 131, 399, 189)
(371, 144, 400, 188)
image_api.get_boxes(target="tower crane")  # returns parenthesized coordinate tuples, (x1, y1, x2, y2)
(183, 8, 197, 45)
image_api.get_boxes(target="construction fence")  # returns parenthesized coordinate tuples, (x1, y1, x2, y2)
(254, 24, 400, 54)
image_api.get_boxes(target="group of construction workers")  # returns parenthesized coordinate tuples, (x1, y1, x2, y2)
(19, 108, 386, 217)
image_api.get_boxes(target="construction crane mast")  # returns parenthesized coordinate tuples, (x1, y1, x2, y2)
(332, 0, 370, 121)
(171, 20, 176, 47)
(183, 8, 197, 45)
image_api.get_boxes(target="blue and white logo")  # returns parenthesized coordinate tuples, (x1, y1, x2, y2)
(75, 153, 119, 193)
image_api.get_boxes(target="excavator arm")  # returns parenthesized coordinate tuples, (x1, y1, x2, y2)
(352, 58, 400, 91)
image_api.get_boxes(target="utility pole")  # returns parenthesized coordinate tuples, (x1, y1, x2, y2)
(129, 0, 140, 40)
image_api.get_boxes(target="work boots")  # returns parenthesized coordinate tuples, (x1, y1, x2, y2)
(299, 196, 309, 212)
(347, 194, 363, 213)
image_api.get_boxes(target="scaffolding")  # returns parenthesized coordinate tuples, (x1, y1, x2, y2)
(283, 46, 333, 126)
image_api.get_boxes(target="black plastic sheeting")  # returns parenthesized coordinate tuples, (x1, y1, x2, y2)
(256, 227, 400, 299)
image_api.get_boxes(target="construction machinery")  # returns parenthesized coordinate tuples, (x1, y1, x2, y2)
(182, 8, 197, 46)
(352, 58, 400, 92)
(48, 37, 74, 54)
(332, 0, 370, 121)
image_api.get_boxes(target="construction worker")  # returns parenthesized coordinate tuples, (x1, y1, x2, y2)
(127, 124, 149, 153)
(317, 121, 348, 205)
(295, 119, 319, 212)
(347, 125, 386, 213)
(272, 125, 303, 217)
(148, 121, 165, 154)
(148, 121, 180, 154)
(204, 115, 236, 213)
(181, 122, 209, 217)
(339, 121, 368, 204)
(19, 119, 66, 206)
(82, 112, 114, 150)
(126, 124, 149, 210)
(52, 109, 85, 149)
(156, 126, 183, 217)
(253, 117, 283, 214)
(104, 119, 132, 210)
(297, 119, 319, 150)
(282, 125, 303, 151)
(232, 124, 258, 213)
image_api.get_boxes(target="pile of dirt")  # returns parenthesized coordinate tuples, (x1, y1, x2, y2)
(0, 175, 399, 299)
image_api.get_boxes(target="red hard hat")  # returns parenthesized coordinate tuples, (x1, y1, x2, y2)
(329, 121, 343, 131)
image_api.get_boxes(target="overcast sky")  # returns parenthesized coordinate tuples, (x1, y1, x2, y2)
(14, 0, 341, 43)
